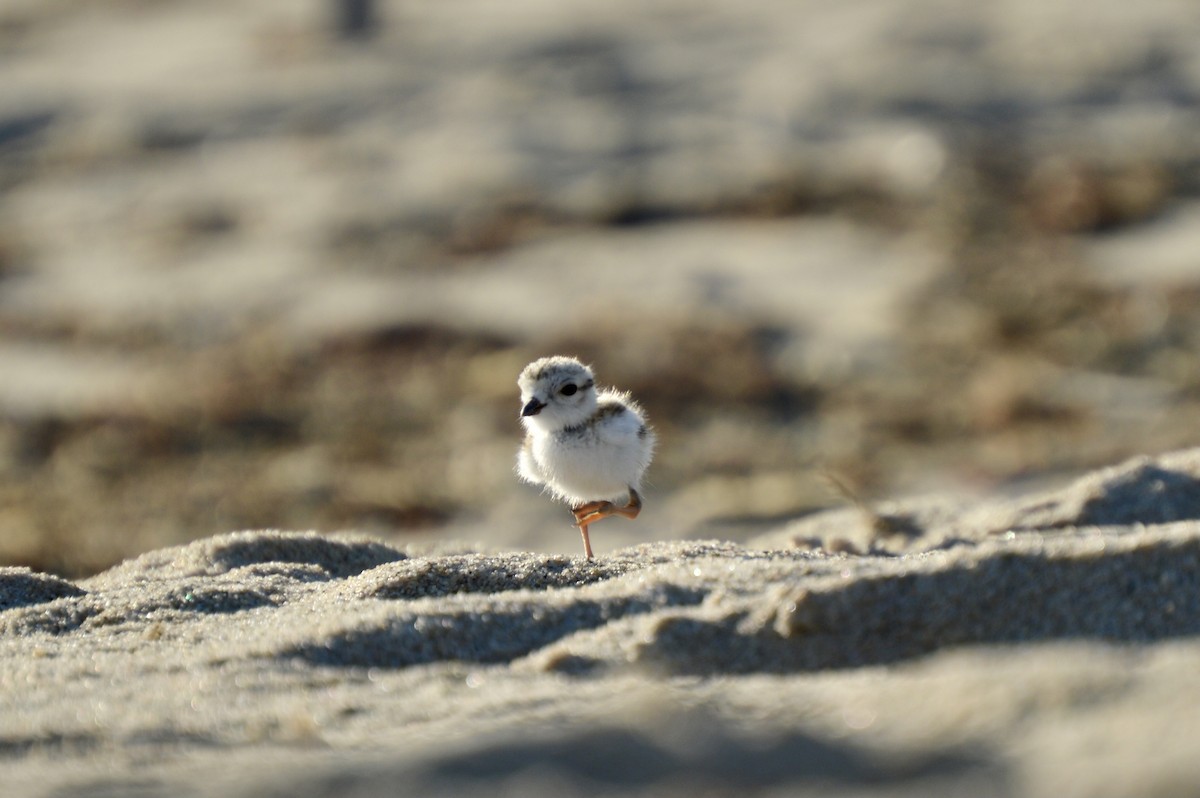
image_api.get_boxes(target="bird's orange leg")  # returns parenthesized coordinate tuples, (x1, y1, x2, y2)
(579, 522, 595, 560)
(570, 489, 644, 559)
(613, 488, 642, 520)
(575, 488, 642, 525)
(572, 500, 609, 525)
(572, 501, 609, 560)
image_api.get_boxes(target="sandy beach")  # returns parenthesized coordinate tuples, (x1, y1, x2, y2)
(1, 448, 1199, 796)
(4, 0, 1200, 794)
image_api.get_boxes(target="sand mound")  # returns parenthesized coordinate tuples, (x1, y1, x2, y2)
(3, 450, 1200, 796)
(0, 569, 85, 611)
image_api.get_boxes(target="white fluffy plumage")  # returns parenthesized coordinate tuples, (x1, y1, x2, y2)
(516, 355, 655, 506)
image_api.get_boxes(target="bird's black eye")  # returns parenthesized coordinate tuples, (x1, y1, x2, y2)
(560, 384, 578, 396)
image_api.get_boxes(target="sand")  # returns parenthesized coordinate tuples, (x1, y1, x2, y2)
(2, 448, 1200, 797)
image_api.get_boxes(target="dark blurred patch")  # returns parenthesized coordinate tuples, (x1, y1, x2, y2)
(0, 231, 30, 279)
(604, 204, 684, 227)
(0, 110, 56, 152)
(329, 198, 550, 263)
(330, 0, 378, 40)
(137, 119, 208, 152)
(211, 413, 302, 446)
(171, 204, 240, 243)
(8, 417, 80, 470)
(1024, 159, 1171, 233)
(320, 323, 511, 357)
(0, 109, 57, 191)
(330, 500, 452, 531)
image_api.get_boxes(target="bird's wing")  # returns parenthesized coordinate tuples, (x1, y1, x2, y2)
(594, 392, 648, 446)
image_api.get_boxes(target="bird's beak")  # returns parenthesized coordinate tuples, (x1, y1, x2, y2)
(520, 397, 547, 418)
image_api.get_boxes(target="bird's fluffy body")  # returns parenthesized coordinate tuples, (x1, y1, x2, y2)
(517, 356, 655, 506)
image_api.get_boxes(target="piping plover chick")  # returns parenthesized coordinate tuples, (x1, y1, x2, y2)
(516, 355, 655, 560)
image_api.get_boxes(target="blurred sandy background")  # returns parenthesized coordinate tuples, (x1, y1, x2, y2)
(2, 0, 1200, 575)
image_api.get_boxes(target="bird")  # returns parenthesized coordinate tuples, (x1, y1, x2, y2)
(516, 355, 655, 560)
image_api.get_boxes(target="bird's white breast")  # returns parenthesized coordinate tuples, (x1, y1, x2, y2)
(528, 398, 654, 505)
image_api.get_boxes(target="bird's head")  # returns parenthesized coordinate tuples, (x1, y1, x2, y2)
(518, 355, 597, 432)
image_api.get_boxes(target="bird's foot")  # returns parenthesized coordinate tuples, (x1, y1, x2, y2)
(572, 488, 642, 526)
(572, 500, 615, 527)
